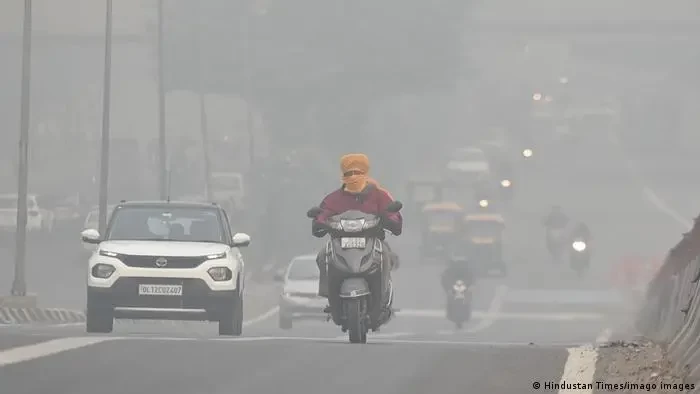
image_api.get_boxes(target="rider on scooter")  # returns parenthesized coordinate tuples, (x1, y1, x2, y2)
(440, 256, 475, 293)
(312, 153, 403, 315)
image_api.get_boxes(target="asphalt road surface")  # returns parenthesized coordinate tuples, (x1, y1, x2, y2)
(0, 128, 686, 394)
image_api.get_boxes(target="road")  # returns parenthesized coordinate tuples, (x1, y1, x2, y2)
(0, 128, 685, 393)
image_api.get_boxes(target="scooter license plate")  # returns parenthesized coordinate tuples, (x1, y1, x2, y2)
(340, 237, 366, 249)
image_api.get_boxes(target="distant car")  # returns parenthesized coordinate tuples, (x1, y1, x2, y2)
(277, 254, 326, 329)
(0, 193, 54, 234)
(81, 200, 251, 336)
(445, 147, 491, 184)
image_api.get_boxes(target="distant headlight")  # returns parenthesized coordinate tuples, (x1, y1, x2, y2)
(91, 263, 115, 278)
(500, 179, 511, 187)
(522, 149, 533, 158)
(572, 241, 587, 252)
(479, 199, 489, 208)
(207, 267, 233, 281)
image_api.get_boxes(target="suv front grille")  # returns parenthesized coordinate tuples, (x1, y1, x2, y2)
(119, 255, 208, 269)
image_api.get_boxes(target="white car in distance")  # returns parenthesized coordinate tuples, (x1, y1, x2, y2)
(276, 254, 326, 329)
(81, 201, 250, 336)
(0, 193, 54, 235)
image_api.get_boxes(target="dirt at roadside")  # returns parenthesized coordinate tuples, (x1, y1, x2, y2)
(593, 338, 692, 393)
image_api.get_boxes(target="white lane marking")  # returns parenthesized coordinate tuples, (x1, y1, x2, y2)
(0, 337, 117, 367)
(465, 284, 508, 333)
(595, 328, 612, 344)
(331, 331, 415, 340)
(397, 309, 603, 321)
(557, 345, 598, 394)
(212, 336, 570, 347)
(242, 306, 279, 327)
(643, 187, 691, 228)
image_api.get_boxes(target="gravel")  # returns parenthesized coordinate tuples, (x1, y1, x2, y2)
(594, 338, 692, 393)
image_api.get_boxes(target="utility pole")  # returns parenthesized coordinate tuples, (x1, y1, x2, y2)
(98, 0, 113, 235)
(242, 0, 254, 169)
(11, 0, 33, 296)
(196, 5, 212, 201)
(199, 94, 212, 201)
(157, 0, 168, 199)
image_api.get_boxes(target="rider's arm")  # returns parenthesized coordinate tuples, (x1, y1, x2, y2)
(314, 192, 338, 224)
(376, 189, 403, 235)
(311, 193, 337, 237)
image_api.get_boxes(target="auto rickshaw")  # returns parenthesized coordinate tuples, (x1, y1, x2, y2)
(462, 213, 507, 276)
(419, 202, 465, 261)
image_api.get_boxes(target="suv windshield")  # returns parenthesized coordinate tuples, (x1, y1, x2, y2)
(106, 206, 225, 243)
(287, 258, 319, 281)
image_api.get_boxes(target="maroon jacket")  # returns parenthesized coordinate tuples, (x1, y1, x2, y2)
(315, 184, 403, 235)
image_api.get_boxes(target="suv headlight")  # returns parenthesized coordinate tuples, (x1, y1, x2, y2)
(208, 267, 233, 281)
(91, 263, 116, 278)
(205, 252, 227, 260)
(99, 250, 121, 258)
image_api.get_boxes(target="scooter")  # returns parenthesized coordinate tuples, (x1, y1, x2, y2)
(307, 201, 403, 344)
(446, 279, 472, 329)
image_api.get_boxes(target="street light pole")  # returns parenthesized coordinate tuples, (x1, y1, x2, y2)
(157, 0, 168, 200)
(98, 0, 113, 234)
(242, 1, 254, 169)
(11, 0, 33, 296)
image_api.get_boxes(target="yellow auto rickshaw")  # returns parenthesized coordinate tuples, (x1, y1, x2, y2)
(463, 213, 507, 276)
(419, 202, 465, 261)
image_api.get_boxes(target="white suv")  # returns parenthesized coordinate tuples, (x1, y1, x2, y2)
(81, 201, 250, 336)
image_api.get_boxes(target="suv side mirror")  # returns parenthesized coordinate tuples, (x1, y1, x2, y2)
(81, 228, 102, 244)
(231, 232, 251, 247)
(386, 201, 403, 213)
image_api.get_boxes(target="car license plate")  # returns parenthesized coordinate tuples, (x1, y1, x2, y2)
(340, 237, 366, 249)
(138, 284, 182, 296)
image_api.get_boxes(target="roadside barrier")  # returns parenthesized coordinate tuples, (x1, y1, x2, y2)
(0, 307, 85, 325)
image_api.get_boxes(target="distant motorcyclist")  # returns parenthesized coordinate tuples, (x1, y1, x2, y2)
(440, 257, 475, 294)
(571, 221, 591, 242)
(542, 205, 570, 229)
(312, 153, 403, 312)
(542, 205, 570, 259)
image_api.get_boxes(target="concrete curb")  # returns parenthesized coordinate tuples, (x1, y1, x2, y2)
(0, 307, 85, 325)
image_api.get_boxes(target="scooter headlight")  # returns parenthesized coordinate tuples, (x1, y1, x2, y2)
(572, 241, 587, 252)
(522, 149, 533, 158)
(500, 179, 511, 188)
(479, 199, 489, 208)
(453, 282, 467, 292)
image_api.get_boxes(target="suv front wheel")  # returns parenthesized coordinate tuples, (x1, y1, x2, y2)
(219, 288, 243, 336)
(86, 300, 114, 333)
